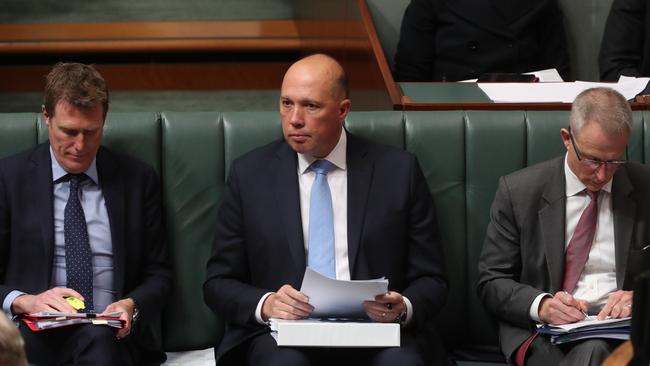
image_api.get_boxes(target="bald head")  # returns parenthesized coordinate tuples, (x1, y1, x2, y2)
(279, 54, 352, 158)
(282, 54, 349, 100)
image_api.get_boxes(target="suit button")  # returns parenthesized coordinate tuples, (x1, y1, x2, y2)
(507, 43, 513, 48)
(467, 41, 480, 51)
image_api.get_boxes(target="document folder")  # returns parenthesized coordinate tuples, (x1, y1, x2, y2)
(269, 318, 400, 347)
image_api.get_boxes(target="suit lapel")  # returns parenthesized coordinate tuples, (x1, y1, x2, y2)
(538, 158, 567, 292)
(272, 143, 306, 274)
(96, 147, 127, 296)
(346, 134, 372, 276)
(611, 167, 635, 288)
(31, 145, 55, 282)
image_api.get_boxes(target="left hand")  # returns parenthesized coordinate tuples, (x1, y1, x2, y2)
(597, 290, 633, 320)
(363, 291, 406, 323)
(102, 298, 136, 339)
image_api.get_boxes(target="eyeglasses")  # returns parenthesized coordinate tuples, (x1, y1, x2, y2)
(568, 128, 627, 170)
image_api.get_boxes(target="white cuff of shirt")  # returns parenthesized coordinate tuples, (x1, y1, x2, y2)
(3, 290, 26, 317)
(255, 292, 274, 325)
(402, 296, 414, 326)
(529, 293, 552, 323)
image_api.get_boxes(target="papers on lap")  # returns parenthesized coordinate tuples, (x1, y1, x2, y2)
(300, 267, 388, 318)
(538, 316, 631, 345)
(21, 311, 124, 331)
(268, 268, 397, 347)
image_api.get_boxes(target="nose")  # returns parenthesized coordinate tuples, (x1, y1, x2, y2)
(72, 133, 86, 151)
(290, 106, 304, 127)
(594, 163, 608, 181)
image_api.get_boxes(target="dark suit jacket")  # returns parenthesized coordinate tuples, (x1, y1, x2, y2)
(203, 132, 448, 364)
(0, 143, 172, 362)
(599, 0, 650, 81)
(394, 0, 570, 82)
(477, 156, 650, 359)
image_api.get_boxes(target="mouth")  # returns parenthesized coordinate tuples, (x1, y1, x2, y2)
(67, 153, 87, 161)
(288, 134, 310, 143)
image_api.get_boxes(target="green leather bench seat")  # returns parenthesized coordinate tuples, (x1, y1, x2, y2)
(2, 110, 650, 363)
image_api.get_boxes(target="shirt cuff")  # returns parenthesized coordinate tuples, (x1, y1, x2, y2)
(255, 292, 274, 325)
(3, 290, 26, 317)
(529, 293, 551, 323)
(402, 296, 414, 326)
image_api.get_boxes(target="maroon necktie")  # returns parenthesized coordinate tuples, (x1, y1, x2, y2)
(563, 190, 599, 294)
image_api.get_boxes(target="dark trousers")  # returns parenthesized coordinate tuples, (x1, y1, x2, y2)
(525, 336, 622, 366)
(239, 331, 427, 366)
(19, 323, 137, 366)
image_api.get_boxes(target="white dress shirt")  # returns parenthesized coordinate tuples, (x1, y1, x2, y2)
(529, 154, 617, 321)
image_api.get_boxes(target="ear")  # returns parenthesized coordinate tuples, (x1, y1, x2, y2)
(41, 105, 51, 126)
(560, 128, 571, 150)
(338, 99, 351, 121)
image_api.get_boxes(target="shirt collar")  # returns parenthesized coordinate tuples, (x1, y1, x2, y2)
(50, 146, 99, 185)
(564, 153, 612, 196)
(298, 129, 347, 174)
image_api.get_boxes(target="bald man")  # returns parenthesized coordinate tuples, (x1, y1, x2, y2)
(203, 54, 448, 365)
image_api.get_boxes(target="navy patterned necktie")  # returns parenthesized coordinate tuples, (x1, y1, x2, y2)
(64, 174, 94, 311)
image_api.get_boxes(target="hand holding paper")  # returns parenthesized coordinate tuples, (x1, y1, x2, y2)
(262, 284, 314, 321)
(300, 268, 388, 318)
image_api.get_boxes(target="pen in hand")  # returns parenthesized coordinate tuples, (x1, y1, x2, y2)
(563, 291, 588, 319)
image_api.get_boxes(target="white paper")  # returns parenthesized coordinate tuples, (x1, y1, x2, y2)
(525, 68, 564, 82)
(300, 268, 388, 318)
(270, 318, 400, 347)
(478, 78, 650, 103)
(547, 316, 631, 332)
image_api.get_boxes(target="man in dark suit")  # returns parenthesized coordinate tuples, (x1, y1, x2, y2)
(0, 63, 171, 365)
(599, 0, 650, 81)
(203, 54, 448, 365)
(394, 0, 570, 82)
(477, 87, 649, 365)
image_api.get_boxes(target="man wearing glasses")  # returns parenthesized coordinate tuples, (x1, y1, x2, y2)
(477, 87, 650, 365)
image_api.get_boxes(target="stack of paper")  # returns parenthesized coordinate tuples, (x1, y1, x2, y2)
(477, 77, 650, 103)
(267, 268, 398, 347)
(538, 316, 631, 345)
(270, 318, 400, 347)
(300, 268, 388, 318)
(21, 311, 124, 331)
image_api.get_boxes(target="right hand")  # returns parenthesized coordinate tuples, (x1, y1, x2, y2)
(261, 284, 313, 322)
(11, 287, 85, 314)
(538, 291, 588, 325)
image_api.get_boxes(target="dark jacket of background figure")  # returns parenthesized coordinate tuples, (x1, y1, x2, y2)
(394, 0, 571, 82)
(203, 132, 448, 365)
(477, 156, 650, 359)
(599, 0, 650, 81)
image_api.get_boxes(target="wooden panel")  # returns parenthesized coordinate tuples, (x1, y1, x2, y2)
(0, 20, 300, 54)
(0, 63, 291, 91)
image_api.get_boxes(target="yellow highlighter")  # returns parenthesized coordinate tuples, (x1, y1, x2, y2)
(65, 296, 86, 311)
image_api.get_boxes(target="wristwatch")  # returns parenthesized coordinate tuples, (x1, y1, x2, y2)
(130, 298, 140, 324)
(395, 309, 407, 324)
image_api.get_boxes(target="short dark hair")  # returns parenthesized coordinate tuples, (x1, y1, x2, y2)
(44, 62, 109, 119)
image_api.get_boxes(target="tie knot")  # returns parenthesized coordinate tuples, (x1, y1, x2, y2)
(67, 173, 88, 191)
(309, 160, 335, 175)
(586, 190, 599, 200)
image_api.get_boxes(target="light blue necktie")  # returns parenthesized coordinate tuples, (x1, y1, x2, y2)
(307, 160, 336, 278)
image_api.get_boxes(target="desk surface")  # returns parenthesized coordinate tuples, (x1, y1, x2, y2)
(398, 82, 650, 111)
